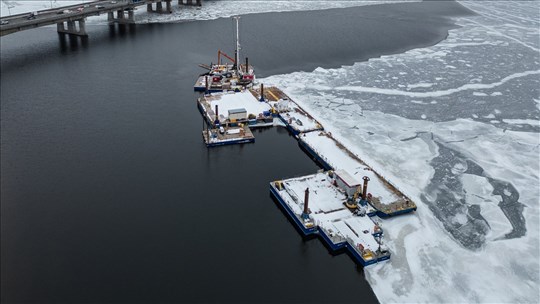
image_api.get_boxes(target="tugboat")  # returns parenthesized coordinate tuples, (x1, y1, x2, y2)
(194, 16, 256, 92)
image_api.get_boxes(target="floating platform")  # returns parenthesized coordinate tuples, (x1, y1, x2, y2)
(197, 86, 323, 145)
(197, 85, 414, 214)
(251, 86, 324, 136)
(270, 172, 390, 267)
(192, 17, 417, 271)
(193, 78, 417, 267)
(202, 125, 255, 147)
(278, 108, 323, 136)
(298, 131, 417, 217)
(194, 75, 244, 93)
(198, 90, 274, 128)
(194, 63, 255, 92)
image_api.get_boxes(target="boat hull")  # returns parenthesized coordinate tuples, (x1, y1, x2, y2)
(205, 137, 255, 147)
(270, 184, 318, 236)
(270, 183, 386, 267)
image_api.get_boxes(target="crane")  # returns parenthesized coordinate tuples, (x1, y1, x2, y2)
(217, 49, 236, 66)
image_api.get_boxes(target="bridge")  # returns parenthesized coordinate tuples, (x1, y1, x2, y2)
(0, 0, 201, 37)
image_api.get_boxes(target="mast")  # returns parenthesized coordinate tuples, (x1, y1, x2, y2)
(233, 16, 240, 74)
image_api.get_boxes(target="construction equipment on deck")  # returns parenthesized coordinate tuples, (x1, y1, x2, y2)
(217, 49, 236, 65)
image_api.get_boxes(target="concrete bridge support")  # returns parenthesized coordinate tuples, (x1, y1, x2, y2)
(147, 0, 172, 13)
(179, 0, 201, 6)
(108, 9, 135, 24)
(57, 19, 87, 36)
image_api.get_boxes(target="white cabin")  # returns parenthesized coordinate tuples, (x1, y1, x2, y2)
(334, 169, 362, 196)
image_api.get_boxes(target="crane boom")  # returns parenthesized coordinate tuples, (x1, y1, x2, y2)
(218, 50, 236, 65)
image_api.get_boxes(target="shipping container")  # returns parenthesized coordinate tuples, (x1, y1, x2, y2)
(228, 108, 247, 121)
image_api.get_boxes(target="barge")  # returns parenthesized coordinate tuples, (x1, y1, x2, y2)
(298, 131, 417, 217)
(194, 16, 255, 93)
(252, 86, 323, 136)
(197, 90, 274, 128)
(196, 86, 323, 147)
(202, 125, 255, 147)
(191, 18, 417, 267)
(270, 172, 390, 266)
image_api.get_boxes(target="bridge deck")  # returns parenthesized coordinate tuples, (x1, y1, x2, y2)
(0, 0, 200, 36)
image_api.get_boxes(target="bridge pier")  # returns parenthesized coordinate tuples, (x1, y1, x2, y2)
(57, 19, 87, 36)
(146, 0, 172, 14)
(179, 0, 201, 6)
(108, 9, 135, 24)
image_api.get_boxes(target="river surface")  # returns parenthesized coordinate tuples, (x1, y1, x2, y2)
(1, 2, 471, 303)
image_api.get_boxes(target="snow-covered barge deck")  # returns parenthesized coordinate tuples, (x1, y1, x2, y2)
(270, 172, 390, 266)
(198, 90, 274, 128)
(253, 86, 323, 135)
(298, 131, 417, 218)
(197, 86, 323, 147)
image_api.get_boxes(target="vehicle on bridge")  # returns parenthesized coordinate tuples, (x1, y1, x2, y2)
(27, 12, 38, 20)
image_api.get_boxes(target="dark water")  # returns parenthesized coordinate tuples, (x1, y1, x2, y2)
(420, 138, 526, 250)
(1, 2, 469, 303)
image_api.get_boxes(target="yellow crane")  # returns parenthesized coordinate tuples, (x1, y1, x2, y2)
(345, 185, 362, 209)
